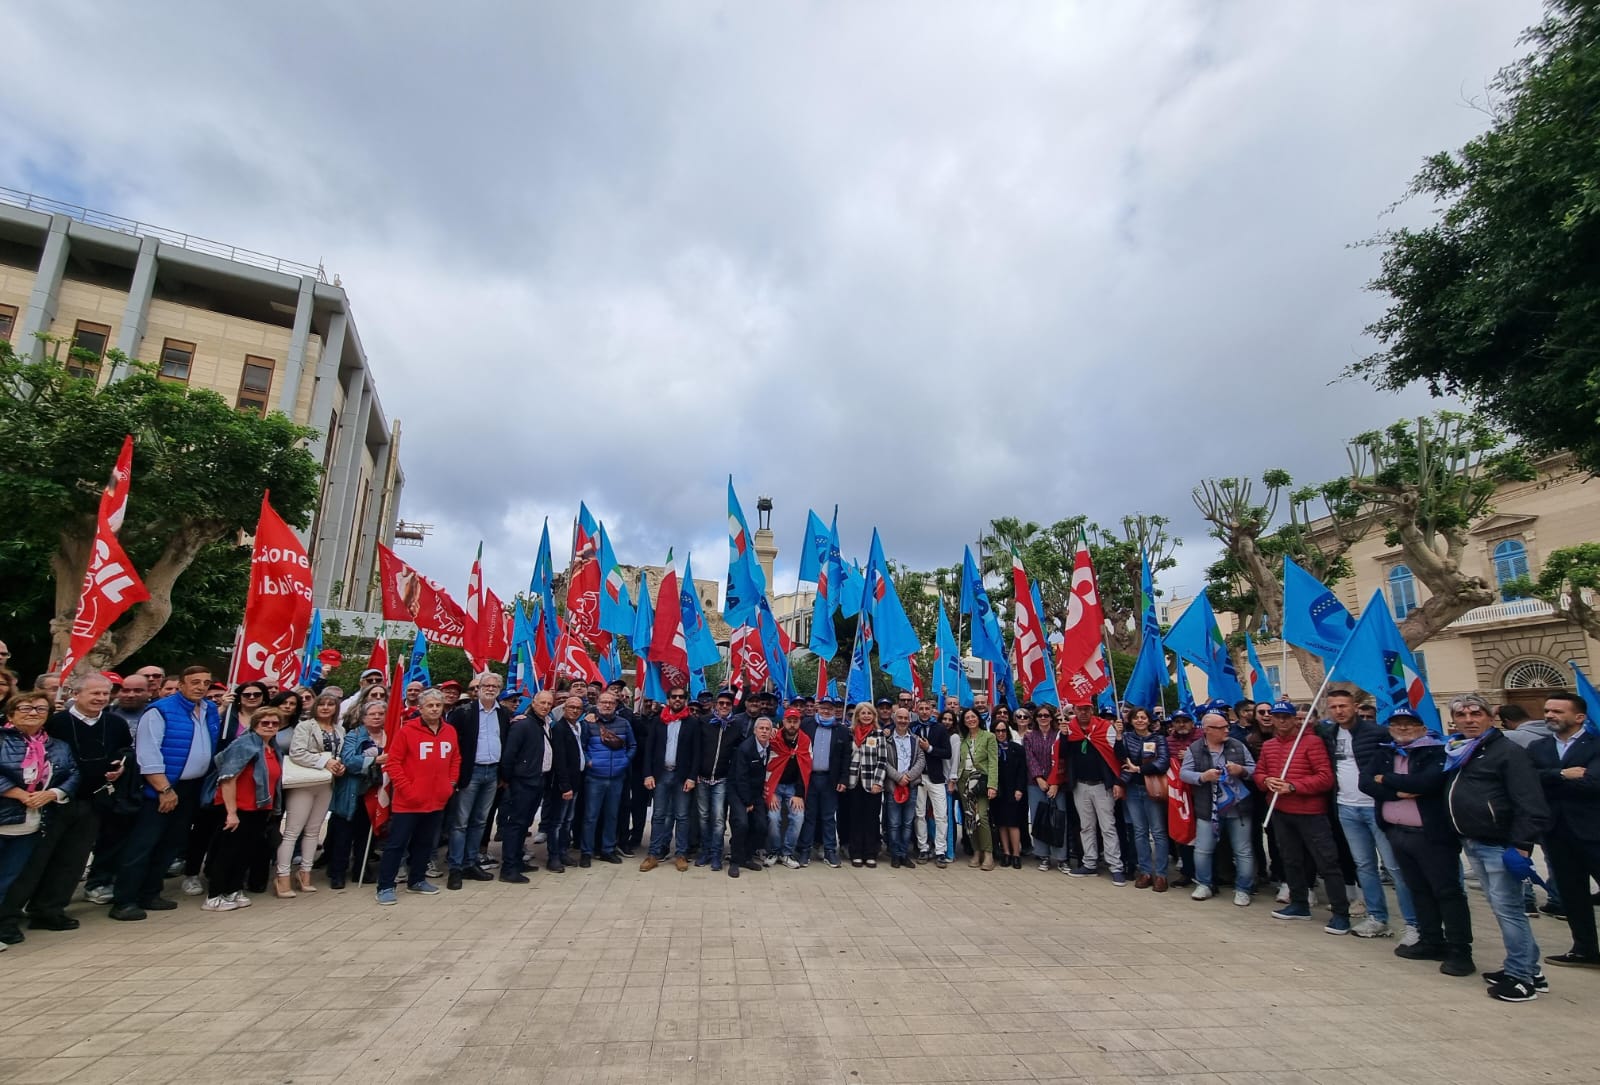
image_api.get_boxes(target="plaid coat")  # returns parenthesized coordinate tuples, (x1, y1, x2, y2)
(847, 726, 889, 792)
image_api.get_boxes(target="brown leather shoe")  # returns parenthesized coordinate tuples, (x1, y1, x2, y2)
(639, 856, 659, 872)
(1134, 874, 1153, 889)
(1153, 876, 1169, 893)
(673, 855, 689, 872)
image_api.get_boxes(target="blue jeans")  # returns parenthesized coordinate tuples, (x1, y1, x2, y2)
(1338, 804, 1416, 927)
(448, 763, 500, 869)
(1126, 789, 1169, 877)
(797, 768, 840, 861)
(883, 793, 915, 860)
(1195, 814, 1254, 893)
(768, 783, 802, 857)
(695, 779, 728, 864)
(582, 773, 625, 856)
(1027, 783, 1069, 861)
(648, 769, 692, 858)
(1464, 837, 1541, 981)
(378, 809, 445, 891)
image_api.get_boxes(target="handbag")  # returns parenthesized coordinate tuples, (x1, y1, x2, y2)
(281, 759, 333, 790)
(1031, 798, 1063, 848)
(1143, 772, 1168, 801)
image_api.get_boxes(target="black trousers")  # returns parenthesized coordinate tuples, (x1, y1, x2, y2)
(1387, 825, 1472, 955)
(1547, 832, 1600, 958)
(727, 797, 765, 865)
(1272, 810, 1349, 913)
(378, 809, 446, 890)
(620, 773, 651, 850)
(500, 778, 545, 876)
(114, 779, 203, 907)
(324, 800, 374, 884)
(85, 811, 130, 891)
(184, 803, 223, 877)
(204, 810, 271, 897)
(843, 789, 882, 859)
(0, 800, 99, 924)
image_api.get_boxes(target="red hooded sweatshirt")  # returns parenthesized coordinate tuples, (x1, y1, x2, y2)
(1252, 730, 1334, 816)
(387, 716, 461, 814)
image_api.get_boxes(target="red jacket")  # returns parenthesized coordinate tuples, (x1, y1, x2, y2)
(1253, 731, 1333, 816)
(387, 718, 461, 813)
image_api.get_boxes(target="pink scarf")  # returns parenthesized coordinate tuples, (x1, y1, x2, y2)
(11, 728, 49, 791)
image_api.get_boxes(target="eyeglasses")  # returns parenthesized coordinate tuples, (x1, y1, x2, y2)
(12, 705, 49, 715)
(255, 719, 282, 728)
(241, 691, 264, 699)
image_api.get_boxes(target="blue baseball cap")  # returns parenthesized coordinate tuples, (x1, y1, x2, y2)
(1269, 700, 1298, 716)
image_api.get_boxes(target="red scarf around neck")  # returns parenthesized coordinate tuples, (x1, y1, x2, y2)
(659, 705, 691, 724)
(764, 727, 813, 804)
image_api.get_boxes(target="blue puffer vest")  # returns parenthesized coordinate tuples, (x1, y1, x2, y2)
(145, 693, 222, 798)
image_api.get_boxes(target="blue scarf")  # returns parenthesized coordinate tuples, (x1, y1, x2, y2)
(1443, 731, 1487, 773)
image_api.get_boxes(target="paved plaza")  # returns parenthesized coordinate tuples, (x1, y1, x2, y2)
(2, 857, 1597, 1084)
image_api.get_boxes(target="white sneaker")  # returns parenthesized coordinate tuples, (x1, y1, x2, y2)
(226, 892, 252, 908)
(1351, 917, 1391, 939)
(180, 876, 204, 896)
(1038, 859, 1051, 872)
(1233, 891, 1251, 907)
(201, 896, 238, 912)
(83, 886, 114, 905)
(782, 857, 801, 869)
(1275, 883, 1290, 904)
(1191, 885, 1214, 901)
(763, 854, 778, 867)
(1398, 924, 1420, 947)
(425, 861, 443, 879)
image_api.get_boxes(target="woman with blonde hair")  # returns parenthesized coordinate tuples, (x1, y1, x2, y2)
(843, 702, 887, 868)
(273, 687, 351, 895)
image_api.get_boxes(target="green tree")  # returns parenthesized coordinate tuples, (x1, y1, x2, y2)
(1355, 1, 1600, 474)
(0, 346, 321, 676)
(1504, 542, 1600, 641)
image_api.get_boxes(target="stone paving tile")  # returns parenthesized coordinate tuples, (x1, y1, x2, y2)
(3, 857, 1600, 1082)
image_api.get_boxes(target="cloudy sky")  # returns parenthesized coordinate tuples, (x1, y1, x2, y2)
(6, 1, 1542, 604)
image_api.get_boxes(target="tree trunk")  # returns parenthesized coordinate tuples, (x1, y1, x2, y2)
(1394, 521, 1496, 648)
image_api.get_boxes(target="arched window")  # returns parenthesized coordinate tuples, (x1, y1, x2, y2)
(1503, 660, 1565, 689)
(1388, 565, 1419, 619)
(1493, 539, 1530, 601)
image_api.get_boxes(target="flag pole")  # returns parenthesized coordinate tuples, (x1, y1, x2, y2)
(356, 824, 374, 888)
(1261, 635, 1356, 829)
(1101, 621, 1119, 707)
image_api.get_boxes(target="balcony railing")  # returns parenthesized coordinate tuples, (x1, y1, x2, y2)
(0, 185, 328, 283)
(1449, 598, 1556, 628)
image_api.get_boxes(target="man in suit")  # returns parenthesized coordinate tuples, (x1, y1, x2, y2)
(1530, 692, 1600, 969)
(727, 717, 775, 878)
(498, 691, 554, 884)
(444, 671, 511, 889)
(543, 694, 585, 873)
(640, 687, 699, 872)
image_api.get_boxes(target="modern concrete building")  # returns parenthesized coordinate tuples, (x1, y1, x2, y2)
(1164, 454, 1600, 718)
(0, 186, 402, 612)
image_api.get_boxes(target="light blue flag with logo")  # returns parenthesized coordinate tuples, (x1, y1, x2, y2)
(862, 529, 921, 666)
(597, 523, 635, 636)
(300, 608, 324, 685)
(1283, 555, 1355, 664)
(1568, 662, 1600, 738)
(961, 546, 1010, 679)
(724, 477, 767, 627)
(1245, 634, 1275, 701)
(404, 629, 431, 688)
(1328, 591, 1444, 736)
(934, 598, 973, 708)
(1123, 550, 1167, 710)
(679, 553, 722, 671)
(1164, 590, 1244, 704)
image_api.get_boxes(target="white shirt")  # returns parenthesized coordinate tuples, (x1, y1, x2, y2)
(894, 732, 913, 777)
(1334, 727, 1372, 808)
(1555, 733, 1580, 761)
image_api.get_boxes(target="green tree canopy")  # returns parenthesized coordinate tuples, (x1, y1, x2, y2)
(1356, 1, 1600, 473)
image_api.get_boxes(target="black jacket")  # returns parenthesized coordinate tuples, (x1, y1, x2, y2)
(548, 715, 583, 797)
(914, 718, 953, 783)
(1316, 718, 1388, 778)
(46, 708, 131, 797)
(447, 702, 513, 788)
(642, 713, 701, 781)
(1529, 731, 1600, 845)
(1445, 727, 1550, 850)
(500, 713, 549, 785)
(996, 739, 1027, 798)
(729, 735, 770, 808)
(802, 718, 854, 781)
(693, 716, 741, 781)
(1360, 741, 1454, 845)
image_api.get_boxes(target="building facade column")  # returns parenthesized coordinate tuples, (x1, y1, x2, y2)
(277, 275, 317, 414)
(108, 235, 159, 379)
(312, 365, 367, 605)
(17, 215, 72, 363)
(303, 310, 347, 462)
(351, 430, 390, 612)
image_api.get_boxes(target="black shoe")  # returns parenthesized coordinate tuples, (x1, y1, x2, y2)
(1171, 876, 1195, 889)
(890, 857, 902, 868)
(139, 897, 178, 911)
(500, 872, 531, 884)
(1440, 955, 1476, 977)
(1540, 902, 1567, 920)
(462, 866, 494, 882)
(1482, 969, 1549, 992)
(548, 861, 566, 873)
(109, 904, 146, 922)
(903, 857, 916, 870)
(1395, 942, 1447, 961)
(0, 926, 23, 945)
(27, 914, 79, 932)
(446, 870, 464, 890)
(1545, 951, 1600, 969)
(599, 853, 623, 865)
(328, 878, 346, 891)
(619, 846, 637, 858)
(246, 880, 269, 895)
(579, 855, 592, 868)
(1487, 976, 1538, 1003)
(728, 864, 740, 878)
(741, 860, 763, 872)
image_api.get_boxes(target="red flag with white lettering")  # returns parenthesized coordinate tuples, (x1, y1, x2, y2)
(366, 662, 406, 838)
(564, 553, 606, 654)
(1057, 529, 1110, 704)
(484, 587, 511, 665)
(232, 493, 314, 687)
(647, 558, 691, 692)
(731, 625, 769, 692)
(59, 435, 149, 681)
(377, 543, 468, 648)
(464, 542, 486, 670)
(366, 637, 389, 678)
(1167, 758, 1195, 845)
(1010, 547, 1050, 699)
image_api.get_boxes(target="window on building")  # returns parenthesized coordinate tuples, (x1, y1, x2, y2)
(1265, 665, 1281, 698)
(1388, 565, 1419, 619)
(0, 303, 16, 343)
(67, 321, 111, 381)
(236, 356, 275, 416)
(159, 339, 195, 383)
(1493, 539, 1530, 601)
(1504, 659, 1566, 690)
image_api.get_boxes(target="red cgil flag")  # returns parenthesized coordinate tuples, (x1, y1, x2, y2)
(1167, 758, 1196, 845)
(730, 625, 769, 693)
(553, 628, 602, 684)
(464, 542, 488, 671)
(484, 587, 511, 665)
(1010, 547, 1051, 700)
(647, 553, 691, 692)
(59, 435, 149, 681)
(232, 492, 314, 688)
(564, 551, 606, 654)
(367, 636, 389, 678)
(377, 543, 468, 648)
(1057, 528, 1111, 703)
(366, 661, 407, 839)
(910, 660, 924, 702)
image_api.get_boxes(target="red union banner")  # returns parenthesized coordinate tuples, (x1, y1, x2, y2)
(59, 435, 150, 680)
(1057, 529, 1110, 704)
(233, 493, 314, 687)
(377, 543, 467, 649)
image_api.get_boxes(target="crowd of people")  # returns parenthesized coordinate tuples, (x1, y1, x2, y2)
(1, 642, 1596, 1007)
